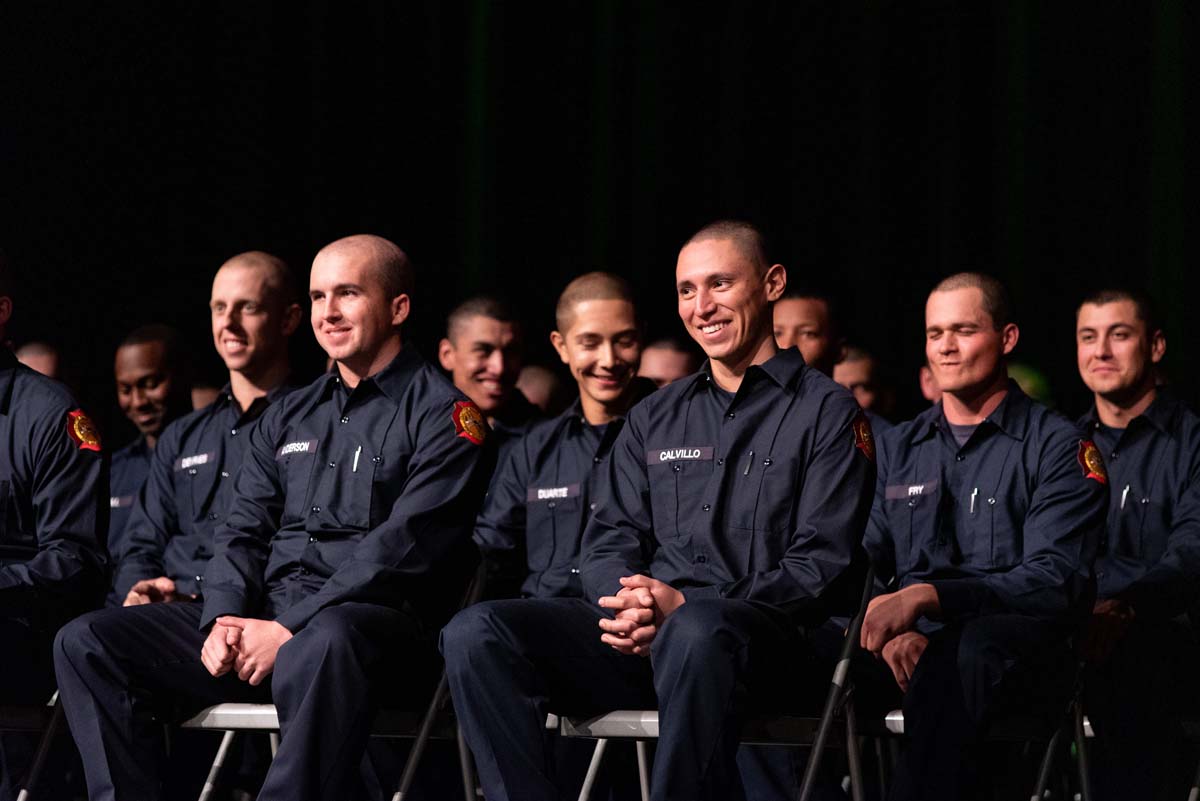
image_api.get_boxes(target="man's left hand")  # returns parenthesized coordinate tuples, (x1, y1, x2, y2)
(861, 583, 939, 654)
(215, 616, 293, 686)
(597, 575, 685, 656)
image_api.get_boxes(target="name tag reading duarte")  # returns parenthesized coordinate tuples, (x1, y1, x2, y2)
(647, 446, 715, 465)
(526, 483, 581, 502)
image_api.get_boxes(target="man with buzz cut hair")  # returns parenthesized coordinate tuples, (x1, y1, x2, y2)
(444, 221, 875, 801)
(1074, 287, 1200, 800)
(637, 336, 700, 388)
(1, 252, 108, 799)
(55, 235, 496, 801)
(860, 272, 1107, 801)
(773, 285, 844, 376)
(439, 294, 541, 445)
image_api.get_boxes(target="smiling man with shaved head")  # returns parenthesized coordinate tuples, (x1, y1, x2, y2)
(56, 235, 496, 801)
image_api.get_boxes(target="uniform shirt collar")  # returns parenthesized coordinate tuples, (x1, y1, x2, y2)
(324, 345, 424, 403)
(689, 346, 806, 396)
(910, 378, 1031, 444)
(1079, 387, 1181, 436)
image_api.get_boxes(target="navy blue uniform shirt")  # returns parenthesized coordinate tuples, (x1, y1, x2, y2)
(475, 383, 654, 599)
(114, 383, 292, 600)
(106, 436, 152, 604)
(1, 349, 108, 621)
(200, 347, 496, 633)
(581, 348, 876, 623)
(1079, 391, 1200, 618)
(866, 381, 1107, 624)
(489, 389, 543, 454)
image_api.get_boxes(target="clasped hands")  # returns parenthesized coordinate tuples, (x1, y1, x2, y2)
(200, 617, 293, 686)
(859, 583, 939, 693)
(597, 575, 685, 657)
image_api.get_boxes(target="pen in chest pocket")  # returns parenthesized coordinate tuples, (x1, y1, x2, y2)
(353, 446, 362, 473)
(969, 487, 978, 515)
(1120, 484, 1130, 510)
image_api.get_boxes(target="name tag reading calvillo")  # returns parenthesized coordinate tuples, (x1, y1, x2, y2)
(647, 446, 715, 465)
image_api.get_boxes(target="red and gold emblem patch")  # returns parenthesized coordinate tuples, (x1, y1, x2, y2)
(1077, 439, 1107, 485)
(851, 411, 875, 463)
(66, 409, 102, 452)
(452, 400, 488, 446)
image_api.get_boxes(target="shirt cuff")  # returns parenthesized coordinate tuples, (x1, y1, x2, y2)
(199, 590, 249, 630)
(680, 584, 722, 602)
(274, 599, 319, 634)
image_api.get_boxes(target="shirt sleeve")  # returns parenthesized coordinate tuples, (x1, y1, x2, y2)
(931, 428, 1106, 622)
(580, 409, 654, 605)
(0, 402, 108, 615)
(112, 426, 181, 598)
(1118, 452, 1200, 618)
(269, 394, 496, 634)
(676, 397, 876, 618)
(862, 426, 898, 593)
(473, 438, 530, 555)
(199, 404, 286, 628)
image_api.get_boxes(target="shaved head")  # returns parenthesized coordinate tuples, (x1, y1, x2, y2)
(555, 272, 637, 333)
(218, 251, 299, 306)
(684, 220, 771, 275)
(315, 234, 412, 299)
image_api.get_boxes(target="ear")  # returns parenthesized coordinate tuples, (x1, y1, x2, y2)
(1150, 329, 1166, 364)
(1000, 322, 1020, 356)
(764, 263, 787, 302)
(437, 337, 456, 371)
(390, 294, 411, 327)
(280, 303, 303, 336)
(0, 296, 10, 330)
(550, 330, 569, 365)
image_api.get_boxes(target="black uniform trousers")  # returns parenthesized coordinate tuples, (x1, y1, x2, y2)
(1085, 618, 1200, 801)
(856, 615, 1076, 801)
(54, 599, 433, 801)
(442, 596, 826, 801)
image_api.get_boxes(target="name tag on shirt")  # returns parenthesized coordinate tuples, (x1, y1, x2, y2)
(175, 452, 215, 471)
(526, 483, 581, 502)
(885, 480, 938, 500)
(647, 446, 715, 465)
(110, 495, 135, 509)
(276, 439, 319, 459)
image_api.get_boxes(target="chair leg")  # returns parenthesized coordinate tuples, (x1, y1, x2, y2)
(15, 698, 65, 801)
(394, 673, 452, 800)
(268, 731, 280, 759)
(873, 737, 888, 795)
(577, 739, 608, 801)
(1073, 704, 1092, 801)
(457, 722, 476, 801)
(197, 730, 237, 801)
(843, 695, 865, 801)
(1030, 725, 1064, 801)
(635, 740, 650, 801)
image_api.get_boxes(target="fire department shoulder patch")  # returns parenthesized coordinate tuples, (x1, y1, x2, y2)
(851, 411, 875, 463)
(1077, 439, 1107, 485)
(67, 409, 102, 452)
(452, 400, 488, 446)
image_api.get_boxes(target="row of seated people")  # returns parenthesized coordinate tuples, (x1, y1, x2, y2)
(0, 221, 1195, 801)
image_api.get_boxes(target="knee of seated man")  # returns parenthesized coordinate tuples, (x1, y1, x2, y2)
(654, 599, 744, 658)
(440, 602, 507, 665)
(54, 608, 120, 666)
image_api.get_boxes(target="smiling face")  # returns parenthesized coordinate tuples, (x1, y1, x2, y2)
(438, 315, 522, 415)
(551, 298, 641, 414)
(924, 286, 1017, 396)
(773, 297, 838, 374)
(309, 246, 408, 378)
(115, 341, 175, 438)
(210, 262, 296, 380)
(675, 237, 783, 371)
(1076, 300, 1163, 403)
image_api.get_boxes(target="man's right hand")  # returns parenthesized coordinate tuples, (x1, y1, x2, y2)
(124, 576, 185, 606)
(200, 623, 242, 677)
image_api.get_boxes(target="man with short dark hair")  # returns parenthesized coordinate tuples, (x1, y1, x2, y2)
(439, 295, 540, 444)
(55, 235, 495, 801)
(637, 336, 700, 388)
(0, 256, 108, 799)
(860, 272, 1107, 800)
(773, 287, 843, 375)
(106, 324, 193, 606)
(1074, 288, 1200, 801)
(444, 221, 875, 801)
(834, 344, 894, 434)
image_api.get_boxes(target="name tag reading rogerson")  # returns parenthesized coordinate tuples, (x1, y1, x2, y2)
(526, 483, 581, 502)
(276, 439, 319, 459)
(110, 495, 134, 509)
(885, 480, 938, 500)
(647, 446, 715, 465)
(174, 452, 215, 471)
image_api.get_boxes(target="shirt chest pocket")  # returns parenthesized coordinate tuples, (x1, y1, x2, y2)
(174, 452, 219, 524)
(645, 447, 715, 544)
(981, 492, 1025, 569)
(1112, 490, 1165, 561)
(277, 439, 322, 525)
(883, 481, 938, 573)
(525, 485, 582, 570)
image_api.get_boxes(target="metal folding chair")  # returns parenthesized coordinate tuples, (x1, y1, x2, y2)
(0, 692, 63, 801)
(557, 564, 877, 801)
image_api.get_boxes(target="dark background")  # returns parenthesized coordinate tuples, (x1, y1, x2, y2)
(1, 2, 1193, 448)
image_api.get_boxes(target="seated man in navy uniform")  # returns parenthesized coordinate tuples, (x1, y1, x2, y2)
(107, 324, 192, 606)
(55, 235, 496, 801)
(0, 256, 108, 799)
(113, 252, 300, 606)
(443, 220, 876, 801)
(860, 273, 1107, 801)
(772, 285, 843, 376)
(1074, 288, 1200, 801)
(439, 295, 541, 448)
